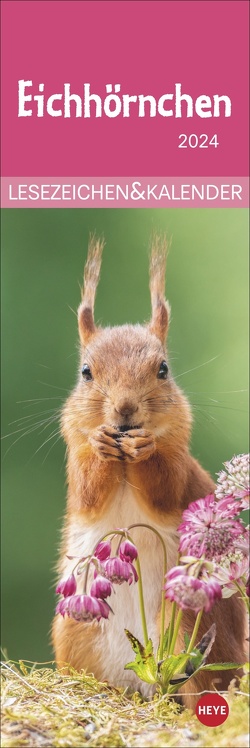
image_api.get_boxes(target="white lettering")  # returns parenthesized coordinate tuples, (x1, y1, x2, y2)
(104, 84, 122, 118)
(17, 81, 232, 119)
(123, 94, 138, 117)
(175, 83, 193, 118)
(138, 95, 156, 117)
(195, 95, 212, 118)
(92, 186, 103, 199)
(50, 185, 61, 200)
(9, 185, 18, 200)
(116, 184, 129, 199)
(207, 184, 219, 199)
(34, 83, 45, 117)
(84, 83, 102, 118)
(78, 185, 90, 200)
(64, 84, 82, 118)
(232, 185, 242, 200)
(18, 80, 32, 117)
(213, 94, 231, 117)
(47, 94, 62, 117)
(29, 184, 40, 199)
(158, 94, 173, 117)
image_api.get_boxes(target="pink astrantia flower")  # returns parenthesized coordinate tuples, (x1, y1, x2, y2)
(234, 529, 250, 556)
(164, 565, 221, 614)
(56, 594, 110, 621)
(119, 539, 138, 563)
(94, 540, 112, 562)
(178, 494, 245, 562)
(90, 575, 113, 599)
(100, 556, 138, 585)
(213, 546, 249, 598)
(228, 557, 249, 584)
(55, 598, 69, 617)
(56, 573, 77, 598)
(215, 453, 249, 509)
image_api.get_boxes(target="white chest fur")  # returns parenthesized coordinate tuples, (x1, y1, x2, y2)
(62, 482, 179, 693)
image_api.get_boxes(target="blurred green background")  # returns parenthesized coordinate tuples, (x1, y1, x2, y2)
(1, 208, 249, 664)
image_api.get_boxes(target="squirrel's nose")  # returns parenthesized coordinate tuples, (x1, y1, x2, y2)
(115, 400, 138, 417)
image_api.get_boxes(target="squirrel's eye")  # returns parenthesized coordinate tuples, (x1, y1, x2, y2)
(157, 360, 169, 379)
(81, 364, 93, 381)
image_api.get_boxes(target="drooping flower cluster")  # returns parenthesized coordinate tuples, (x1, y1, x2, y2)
(56, 537, 138, 622)
(56, 573, 77, 598)
(96, 539, 138, 585)
(164, 559, 222, 614)
(215, 453, 249, 509)
(56, 594, 110, 621)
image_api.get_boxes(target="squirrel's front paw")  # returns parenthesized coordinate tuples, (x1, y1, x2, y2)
(89, 425, 123, 462)
(118, 429, 156, 462)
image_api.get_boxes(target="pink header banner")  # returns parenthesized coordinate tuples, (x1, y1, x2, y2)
(1, 177, 249, 208)
(1, 0, 249, 178)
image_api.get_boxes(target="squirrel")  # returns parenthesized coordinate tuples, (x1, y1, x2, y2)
(52, 235, 246, 709)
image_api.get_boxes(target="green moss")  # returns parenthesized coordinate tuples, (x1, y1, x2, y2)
(1, 662, 249, 747)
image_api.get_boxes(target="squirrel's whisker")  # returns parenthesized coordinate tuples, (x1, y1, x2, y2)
(175, 354, 221, 380)
(3, 415, 59, 457)
(37, 380, 70, 393)
(42, 434, 62, 465)
(3, 413, 59, 439)
(9, 407, 61, 426)
(27, 427, 61, 463)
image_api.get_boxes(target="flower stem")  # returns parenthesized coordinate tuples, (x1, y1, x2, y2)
(166, 552, 180, 656)
(134, 554, 149, 647)
(71, 556, 90, 575)
(83, 561, 90, 594)
(166, 601, 176, 656)
(159, 588, 166, 661)
(235, 581, 250, 614)
(168, 608, 183, 655)
(128, 523, 167, 659)
(186, 610, 203, 654)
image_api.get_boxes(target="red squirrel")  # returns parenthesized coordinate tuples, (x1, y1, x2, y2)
(52, 236, 246, 708)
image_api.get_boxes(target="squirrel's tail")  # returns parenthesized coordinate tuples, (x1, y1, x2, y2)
(149, 234, 171, 343)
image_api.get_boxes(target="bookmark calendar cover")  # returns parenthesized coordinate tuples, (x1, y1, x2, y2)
(1, 1, 249, 745)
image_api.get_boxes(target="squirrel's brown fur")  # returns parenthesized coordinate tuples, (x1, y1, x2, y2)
(52, 236, 246, 709)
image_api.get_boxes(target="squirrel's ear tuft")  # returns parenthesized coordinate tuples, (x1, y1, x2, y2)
(78, 304, 96, 344)
(78, 235, 105, 345)
(149, 298, 171, 343)
(148, 234, 171, 342)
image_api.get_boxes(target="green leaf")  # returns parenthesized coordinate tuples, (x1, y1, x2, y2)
(200, 662, 242, 671)
(184, 632, 190, 650)
(124, 630, 145, 657)
(125, 659, 157, 684)
(169, 673, 190, 685)
(124, 631, 157, 685)
(169, 647, 206, 687)
(168, 681, 188, 694)
(158, 653, 190, 690)
(168, 660, 243, 693)
(186, 647, 204, 673)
